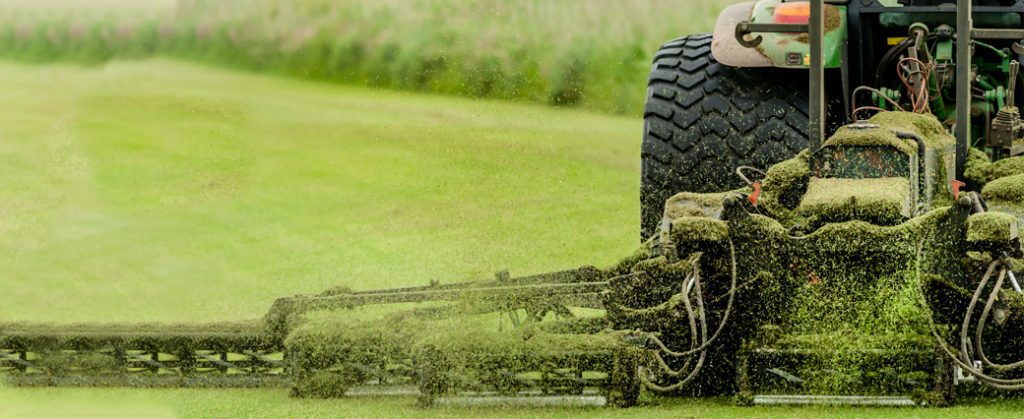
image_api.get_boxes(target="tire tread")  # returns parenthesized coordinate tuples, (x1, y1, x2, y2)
(640, 34, 809, 239)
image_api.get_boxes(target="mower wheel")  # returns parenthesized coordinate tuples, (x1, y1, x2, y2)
(641, 33, 809, 239)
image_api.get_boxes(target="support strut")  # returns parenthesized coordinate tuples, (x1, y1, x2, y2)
(955, 0, 972, 180)
(809, 0, 825, 152)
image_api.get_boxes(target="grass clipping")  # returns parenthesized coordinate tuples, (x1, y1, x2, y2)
(798, 177, 912, 225)
(285, 306, 633, 400)
(984, 173, 1024, 204)
(967, 148, 1024, 185)
(826, 112, 953, 153)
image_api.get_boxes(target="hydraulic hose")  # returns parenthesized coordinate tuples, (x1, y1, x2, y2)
(959, 262, 998, 366)
(975, 269, 1024, 371)
(918, 243, 1024, 390)
(643, 266, 702, 382)
(640, 269, 708, 391)
(642, 239, 737, 357)
(639, 238, 739, 392)
(674, 269, 700, 375)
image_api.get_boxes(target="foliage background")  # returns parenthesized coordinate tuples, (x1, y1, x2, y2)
(0, 0, 734, 113)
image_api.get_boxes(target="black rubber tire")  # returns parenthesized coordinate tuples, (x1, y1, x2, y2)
(640, 33, 809, 239)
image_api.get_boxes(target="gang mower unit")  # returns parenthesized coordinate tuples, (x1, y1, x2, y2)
(6, 0, 1024, 408)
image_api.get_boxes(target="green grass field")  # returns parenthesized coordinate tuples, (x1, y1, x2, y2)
(4, 388, 1024, 418)
(4, 59, 1024, 417)
(0, 59, 640, 324)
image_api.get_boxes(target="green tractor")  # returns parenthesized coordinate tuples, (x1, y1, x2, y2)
(642, 0, 1024, 239)
(635, 0, 1024, 404)
(6, 0, 1024, 408)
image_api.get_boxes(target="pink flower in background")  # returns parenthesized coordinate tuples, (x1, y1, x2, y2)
(196, 22, 213, 40)
(282, 25, 316, 53)
(68, 22, 86, 41)
(117, 23, 135, 41)
(158, 21, 176, 40)
(228, 27, 241, 45)
(14, 23, 32, 40)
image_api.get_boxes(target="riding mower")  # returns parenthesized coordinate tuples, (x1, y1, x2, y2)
(5, 0, 1024, 408)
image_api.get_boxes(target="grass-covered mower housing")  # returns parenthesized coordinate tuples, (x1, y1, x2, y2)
(1, 267, 651, 407)
(634, 0, 1024, 403)
(633, 111, 1024, 404)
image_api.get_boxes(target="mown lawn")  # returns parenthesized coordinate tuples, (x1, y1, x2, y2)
(4, 388, 1024, 418)
(0, 59, 639, 324)
(3, 59, 1024, 417)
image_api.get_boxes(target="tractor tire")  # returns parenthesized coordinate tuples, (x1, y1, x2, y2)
(640, 33, 809, 239)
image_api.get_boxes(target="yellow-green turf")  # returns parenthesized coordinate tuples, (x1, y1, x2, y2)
(0, 59, 638, 324)
(4, 59, 1024, 416)
(3, 388, 1024, 418)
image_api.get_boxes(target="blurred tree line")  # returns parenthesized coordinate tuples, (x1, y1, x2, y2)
(0, 0, 731, 114)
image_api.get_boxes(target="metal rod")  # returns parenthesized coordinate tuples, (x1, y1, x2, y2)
(956, 0, 973, 180)
(351, 268, 595, 296)
(196, 352, 238, 370)
(1008, 270, 1022, 293)
(753, 395, 917, 406)
(298, 280, 613, 309)
(125, 353, 168, 370)
(809, 0, 825, 151)
(972, 28, 1024, 40)
(1008, 61, 1019, 108)
(5, 375, 292, 388)
(434, 395, 607, 408)
(0, 353, 34, 368)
